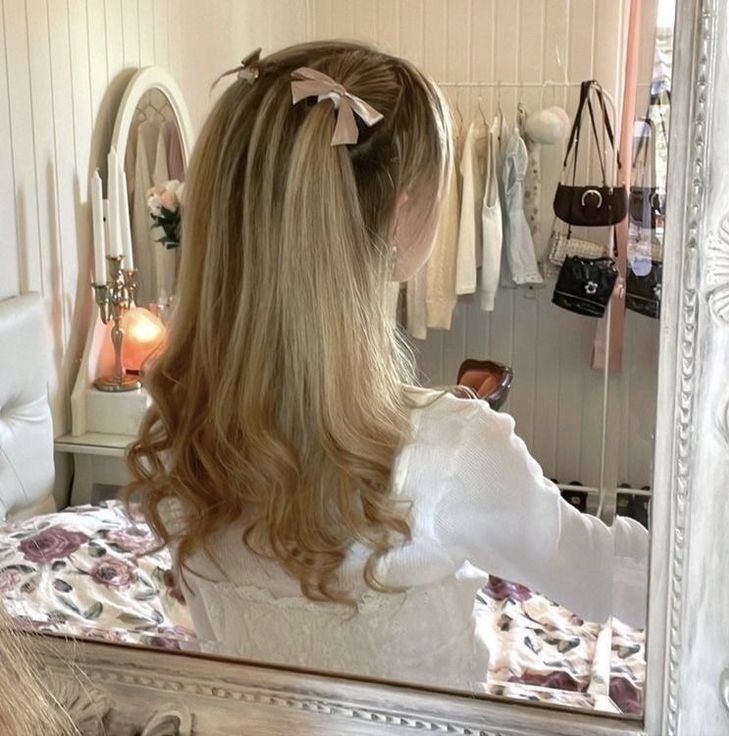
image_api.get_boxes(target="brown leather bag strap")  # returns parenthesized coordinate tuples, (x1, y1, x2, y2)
(562, 80, 592, 171)
(585, 90, 609, 185)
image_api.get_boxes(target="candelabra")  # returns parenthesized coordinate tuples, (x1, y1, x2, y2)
(92, 255, 141, 392)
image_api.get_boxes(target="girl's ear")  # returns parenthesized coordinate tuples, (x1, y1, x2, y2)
(391, 189, 437, 282)
(389, 190, 410, 242)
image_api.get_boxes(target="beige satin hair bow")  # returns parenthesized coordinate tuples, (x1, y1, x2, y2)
(211, 48, 262, 90)
(290, 67, 384, 146)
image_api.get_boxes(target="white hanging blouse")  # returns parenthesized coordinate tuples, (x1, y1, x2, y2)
(456, 115, 488, 295)
(163, 389, 648, 691)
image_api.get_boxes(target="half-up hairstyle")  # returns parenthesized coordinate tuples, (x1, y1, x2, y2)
(127, 41, 452, 603)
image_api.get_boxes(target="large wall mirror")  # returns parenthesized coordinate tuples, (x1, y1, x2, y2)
(4, 0, 729, 734)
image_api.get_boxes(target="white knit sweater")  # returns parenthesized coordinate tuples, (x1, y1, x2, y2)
(164, 389, 648, 691)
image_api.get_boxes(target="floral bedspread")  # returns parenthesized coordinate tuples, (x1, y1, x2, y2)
(477, 577, 645, 714)
(0, 501, 195, 648)
(0, 502, 644, 713)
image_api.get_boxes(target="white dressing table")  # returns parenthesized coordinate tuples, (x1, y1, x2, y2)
(54, 432, 134, 506)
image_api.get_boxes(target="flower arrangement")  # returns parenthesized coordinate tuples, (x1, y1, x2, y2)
(147, 179, 184, 249)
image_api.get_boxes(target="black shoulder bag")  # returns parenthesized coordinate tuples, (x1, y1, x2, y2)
(626, 90, 669, 320)
(629, 117, 665, 229)
(553, 80, 628, 227)
(552, 252, 619, 318)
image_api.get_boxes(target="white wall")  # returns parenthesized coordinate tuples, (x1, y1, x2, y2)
(0, 0, 182, 429)
(0, 0, 304, 437)
(0, 0, 658, 497)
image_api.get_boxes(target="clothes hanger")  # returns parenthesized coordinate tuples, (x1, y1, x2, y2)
(477, 94, 488, 125)
(453, 88, 464, 132)
(496, 81, 506, 143)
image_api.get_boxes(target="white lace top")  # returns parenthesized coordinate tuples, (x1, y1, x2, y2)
(164, 389, 648, 691)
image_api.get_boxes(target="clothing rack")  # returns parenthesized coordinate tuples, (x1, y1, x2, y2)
(559, 484, 651, 499)
(437, 77, 626, 523)
(437, 80, 582, 88)
(437, 81, 619, 121)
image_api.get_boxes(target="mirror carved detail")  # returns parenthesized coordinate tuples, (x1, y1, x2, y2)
(706, 214, 729, 324)
(661, 4, 714, 734)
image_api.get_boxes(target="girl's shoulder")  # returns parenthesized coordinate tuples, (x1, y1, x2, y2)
(405, 385, 495, 424)
(404, 386, 513, 455)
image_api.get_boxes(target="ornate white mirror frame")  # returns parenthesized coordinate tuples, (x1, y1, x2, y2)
(111, 65, 195, 170)
(40, 2, 729, 734)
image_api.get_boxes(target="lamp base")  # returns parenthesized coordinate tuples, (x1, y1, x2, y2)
(94, 373, 142, 392)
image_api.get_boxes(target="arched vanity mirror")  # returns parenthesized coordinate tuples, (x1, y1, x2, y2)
(110, 66, 194, 309)
(68, 66, 194, 434)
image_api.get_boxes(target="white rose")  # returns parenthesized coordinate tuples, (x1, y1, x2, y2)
(147, 193, 162, 217)
(159, 190, 178, 211)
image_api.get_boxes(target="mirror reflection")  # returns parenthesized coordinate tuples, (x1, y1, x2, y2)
(0, 0, 676, 720)
(127, 87, 186, 311)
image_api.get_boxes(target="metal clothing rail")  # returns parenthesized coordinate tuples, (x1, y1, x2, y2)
(436, 80, 582, 88)
(436, 80, 619, 119)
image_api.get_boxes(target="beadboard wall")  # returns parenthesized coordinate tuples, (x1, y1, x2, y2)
(1, 0, 660, 501)
(0, 0, 305, 434)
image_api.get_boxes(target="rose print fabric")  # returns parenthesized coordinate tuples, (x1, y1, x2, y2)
(0, 501, 195, 649)
(477, 576, 645, 714)
(0, 503, 643, 712)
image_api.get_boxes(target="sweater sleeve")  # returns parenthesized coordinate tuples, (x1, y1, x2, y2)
(426, 153, 460, 329)
(433, 402, 648, 628)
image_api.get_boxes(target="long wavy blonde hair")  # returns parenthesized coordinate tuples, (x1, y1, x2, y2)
(0, 606, 79, 735)
(127, 42, 451, 602)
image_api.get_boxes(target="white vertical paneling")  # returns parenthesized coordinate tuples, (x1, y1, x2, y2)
(121, 0, 140, 66)
(530, 284, 560, 476)
(166, 0, 182, 83)
(24, 0, 66, 425)
(0, 0, 19, 299)
(1, 0, 202, 445)
(65, 0, 96, 422)
(463, 0, 492, 374)
(352, 0, 376, 43)
(442, 0, 469, 382)
(520, 0, 543, 83)
(311, 0, 333, 39)
(594, 0, 625, 101)
(376, 0, 399, 54)
(105, 0, 124, 74)
(138, 0, 155, 65)
(3, 0, 42, 295)
(269, 0, 308, 49)
(47, 0, 86, 417)
(152, 0, 168, 66)
(330, 0, 355, 38)
(399, 0, 424, 68)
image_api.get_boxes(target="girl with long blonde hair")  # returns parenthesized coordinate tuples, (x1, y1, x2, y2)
(128, 41, 647, 689)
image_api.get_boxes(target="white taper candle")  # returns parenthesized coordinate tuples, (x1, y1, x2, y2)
(118, 164, 134, 269)
(91, 169, 107, 284)
(107, 148, 123, 257)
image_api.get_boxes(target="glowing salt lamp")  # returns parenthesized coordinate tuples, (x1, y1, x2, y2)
(122, 307, 166, 374)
